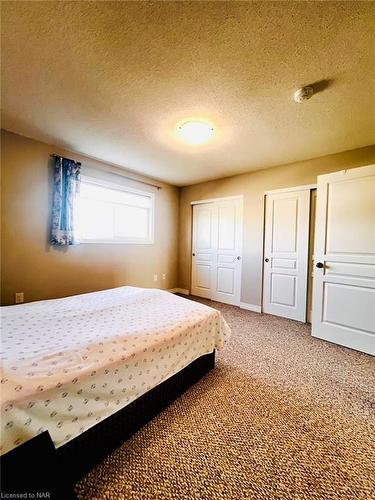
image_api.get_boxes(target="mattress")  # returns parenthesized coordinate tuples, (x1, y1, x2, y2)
(0, 287, 230, 456)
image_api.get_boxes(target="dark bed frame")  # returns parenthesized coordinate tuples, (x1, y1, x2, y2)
(1, 351, 215, 499)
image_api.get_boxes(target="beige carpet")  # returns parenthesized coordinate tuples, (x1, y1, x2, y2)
(75, 299, 375, 499)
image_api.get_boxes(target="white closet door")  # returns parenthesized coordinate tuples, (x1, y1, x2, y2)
(191, 203, 216, 299)
(191, 198, 243, 305)
(312, 165, 375, 355)
(263, 189, 310, 321)
(212, 199, 243, 305)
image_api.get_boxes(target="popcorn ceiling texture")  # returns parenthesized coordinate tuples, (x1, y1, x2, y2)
(2, 1, 375, 185)
(75, 299, 375, 499)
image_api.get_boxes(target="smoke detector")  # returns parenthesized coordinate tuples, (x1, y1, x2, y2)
(293, 86, 314, 103)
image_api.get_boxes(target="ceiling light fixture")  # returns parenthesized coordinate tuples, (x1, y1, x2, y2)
(177, 120, 214, 145)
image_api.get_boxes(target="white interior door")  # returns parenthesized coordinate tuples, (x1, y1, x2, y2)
(312, 165, 375, 356)
(263, 189, 310, 321)
(213, 199, 243, 305)
(191, 198, 243, 306)
(191, 204, 215, 299)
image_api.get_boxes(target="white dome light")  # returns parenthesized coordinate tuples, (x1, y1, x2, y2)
(177, 120, 214, 145)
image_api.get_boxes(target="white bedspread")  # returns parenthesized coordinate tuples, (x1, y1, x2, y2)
(0, 287, 230, 455)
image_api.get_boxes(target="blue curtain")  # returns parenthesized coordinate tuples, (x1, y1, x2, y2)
(50, 156, 81, 245)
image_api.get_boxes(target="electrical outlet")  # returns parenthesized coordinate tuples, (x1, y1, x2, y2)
(153, 274, 158, 282)
(162, 274, 166, 280)
(15, 292, 24, 304)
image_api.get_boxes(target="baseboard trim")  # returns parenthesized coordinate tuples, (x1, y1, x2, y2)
(240, 302, 262, 313)
(168, 288, 190, 296)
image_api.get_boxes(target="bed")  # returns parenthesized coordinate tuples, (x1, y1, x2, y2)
(1, 286, 230, 494)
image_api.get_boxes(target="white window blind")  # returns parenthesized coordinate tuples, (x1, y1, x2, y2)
(77, 176, 154, 244)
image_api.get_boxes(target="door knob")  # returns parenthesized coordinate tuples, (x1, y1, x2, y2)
(192, 253, 196, 256)
(316, 262, 324, 268)
(265, 258, 269, 262)
(236, 256, 241, 260)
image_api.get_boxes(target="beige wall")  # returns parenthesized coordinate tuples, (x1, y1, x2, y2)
(2, 129, 375, 309)
(1, 130, 180, 305)
(179, 146, 375, 307)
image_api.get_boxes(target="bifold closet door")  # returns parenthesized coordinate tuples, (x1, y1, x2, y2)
(212, 198, 243, 305)
(191, 203, 216, 299)
(312, 165, 375, 355)
(191, 199, 243, 306)
(263, 189, 310, 322)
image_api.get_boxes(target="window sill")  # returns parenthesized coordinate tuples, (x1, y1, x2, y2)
(78, 239, 154, 245)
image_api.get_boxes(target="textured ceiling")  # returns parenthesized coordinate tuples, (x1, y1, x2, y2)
(1, 1, 374, 186)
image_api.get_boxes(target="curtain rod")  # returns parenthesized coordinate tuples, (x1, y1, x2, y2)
(50, 153, 162, 190)
(50, 153, 81, 166)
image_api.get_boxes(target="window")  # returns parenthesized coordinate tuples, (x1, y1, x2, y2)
(77, 176, 154, 244)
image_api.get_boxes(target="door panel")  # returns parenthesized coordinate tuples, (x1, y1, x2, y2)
(325, 261, 375, 278)
(191, 204, 215, 299)
(272, 198, 298, 252)
(312, 164, 375, 355)
(196, 265, 211, 290)
(212, 199, 243, 305)
(272, 258, 296, 269)
(326, 178, 374, 254)
(218, 205, 236, 249)
(196, 208, 212, 249)
(263, 189, 310, 321)
(191, 199, 243, 305)
(217, 267, 235, 294)
(218, 254, 236, 264)
(323, 283, 374, 333)
(271, 274, 296, 306)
